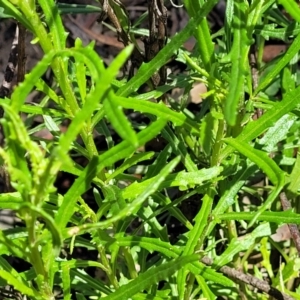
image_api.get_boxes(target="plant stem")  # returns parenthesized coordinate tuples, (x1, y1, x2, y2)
(98, 246, 119, 289)
(183, 0, 215, 71)
(211, 117, 225, 166)
(123, 247, 138, 279)
(25, 213, 53, 297)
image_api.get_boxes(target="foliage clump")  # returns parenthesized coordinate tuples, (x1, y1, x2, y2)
(0, 0, 299, 299)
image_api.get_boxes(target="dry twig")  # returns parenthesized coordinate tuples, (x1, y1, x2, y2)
(145, 0, 168, 86)
(201, 256, 295, 300)
(279, 191, 300, 256)
(0, 23, 26, 192)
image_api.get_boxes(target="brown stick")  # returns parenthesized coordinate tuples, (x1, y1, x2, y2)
(0, 25, 19, 103)
(279, 191, 300, 256)
(145, 0, 168, 86)
(67, 15, 124, 48)
(17, 23, 26, 83)
(201, 256, 295, 300)
(249, 45, 262, 120)
(0, 24, 25, 193)
(98, 0, 145, 78)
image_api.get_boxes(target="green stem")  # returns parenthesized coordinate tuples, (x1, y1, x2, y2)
(123, 247, 138, 279)
(25, 213, 53, 297)
(184, 273, 196, 300)
(182, 190, 214, 298)
(211, 118, 225, 166)
(98, 246, 119, 289)
(20, 1, 99, 162)
(18, 2, 79, 116)
(184, 0, 215, 71)
(225, 206, 241, 269)
(81, 125, 99, 157)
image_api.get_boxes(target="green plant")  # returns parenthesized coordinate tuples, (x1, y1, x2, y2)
(0, 0, 300, 299)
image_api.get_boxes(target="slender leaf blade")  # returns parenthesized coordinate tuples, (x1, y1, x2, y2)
(103, 91, 139, 147)
(116, 1, 217, 97)
(0, 269, 40, 299)
(224, 138, 284, 186)
(105, 255, 199, 300)
(278, 0, 300, 23)
(225, 0, 250, 125)
(219, 210, 300, 224)
(56, 119, 167, 228)
(255, 31, 300, 94)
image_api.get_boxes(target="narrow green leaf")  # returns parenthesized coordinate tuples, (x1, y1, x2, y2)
(19, 203, 62, 254)
(56, 119, 167, 229)
(250, 185, 285, 228)
(114, 96, 199, 134)
(278, 0, 300, 23)
(58, 259, 108, 271)
(272, 257, 300, 286)
(11, 47, 102, 113)
(207, 162, 258, 235)
(150, 192, 194, 231)
(137, 205, 168, 241)
(184, 0, 216, 69)
(224, 138, 284, 186)
(199, 112, 217, 156)
(0, 1, 33, 29)
(224, 138, 285, 226)
(0, 98, 67, 118)
(103, 91, 139, 147)
(255, 31, 300, 94)
(212, 163, 257, 216)
(44, 115, 61, 135)
(164, 167, 222, 190)
(110, 236, 234, 287)
(58, 45, 133, 153)
(0, 240, 27, 266)
(61, 264, 71, 300)
(255, 24, 300, 41)
(0, 6, 15, 18)
(102, 185, 126, 215)
(0, 269, 40, 299)
(220, 84, 300, 160)
(177, 193, 213, 298)
(225, 0, 250, 126)
(196, 275, 215, 299)
(117, 0, 217, 97)
(162, 125, 198, 172)
(65, 156, 179, 233)
(287, 152, 300, 197)
(247, 0, 264, 32)
(75, 293, 87, 300)
(39, 0, 67, 50)
(70, 269, 112, 295)
(97, 118, 166, 171)
(106, 152, 154, 181)
(281, 67, 295, 96)
(0, 105, 35, 196)
(144, 145, 172, 179)
(75, 60, 87, 102)
(224, 0, 234, 51)
(184, 194, 213, 256)
(0, 192, 23, 210)
(105, 255, 199, 300)
(55, 156, 98, 228)
(57, 3, 102, 14)
(215, 223, 272, 267)
(123, 166, 223, 200)
(258, 114, 297, 152)
(218, 210, 300, 224)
